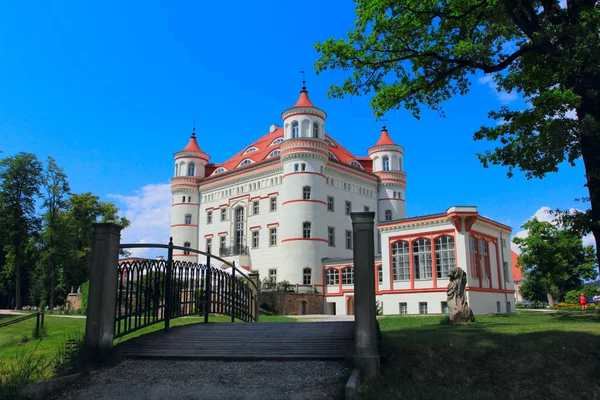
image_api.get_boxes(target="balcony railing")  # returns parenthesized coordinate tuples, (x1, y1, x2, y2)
(219, 245, 250, 257)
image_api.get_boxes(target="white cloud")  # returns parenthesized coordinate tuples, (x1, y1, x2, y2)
(559, 0, 567, 8)
(479, 75, 518, 103)
(109, 183, 172, 259)
(511, 206, 596, 253)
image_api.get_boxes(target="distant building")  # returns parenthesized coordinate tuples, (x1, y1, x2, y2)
(170, 86, 515, 315)
(512, 250, 523, 302)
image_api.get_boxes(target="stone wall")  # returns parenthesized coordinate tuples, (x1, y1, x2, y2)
(259, 292, 324, 315)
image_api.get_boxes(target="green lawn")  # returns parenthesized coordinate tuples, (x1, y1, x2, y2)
(361, 312, 600, 400)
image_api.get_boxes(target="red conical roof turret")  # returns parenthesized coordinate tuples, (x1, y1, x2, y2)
(373, 126, 397, 147)
(180, 128, 204, 153)
(292, 86, 317, 108)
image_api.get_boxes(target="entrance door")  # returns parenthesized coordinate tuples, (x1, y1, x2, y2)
(235, 207, 244, 253)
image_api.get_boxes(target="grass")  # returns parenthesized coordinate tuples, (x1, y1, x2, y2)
(361, 311, 600, 400)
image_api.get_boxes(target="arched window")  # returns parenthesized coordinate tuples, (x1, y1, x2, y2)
(378, 265, 383, 284)
(350, 161, 361, 168)
(303, 222, 311, 239)
(303, 186, 311, 200)
(184, 214, 192, 224)
(324, 138, 334, 146)
(214, 167, 226, 174)
(325, 269, 339, 286)
(342, 267, 354, 285)
(244, 147, 258, 154)
(267, 149, 281, 158)
(313, 123, 319, 138)
(270, 137, 284, 146)
(385, 210, 392, 221)
(292, 121, 299, 138)
(392, 241, 410, 281)
(187, 162, 195, 176)
(238, 159, 252, 167)
(413, 238, 432, 280)
(382, 156, 390, 171)
(175, 163, 179, 177)
(303, 268, 312, 285)
(435, 235, 456, 278)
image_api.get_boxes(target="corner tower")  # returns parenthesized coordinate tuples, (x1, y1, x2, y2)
(368, 127, 406, 222)
(171, 128, 210, 261)
(278, 86, 329, 284)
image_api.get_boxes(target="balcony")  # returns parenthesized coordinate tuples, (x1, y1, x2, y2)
(219, 245, 249, 257)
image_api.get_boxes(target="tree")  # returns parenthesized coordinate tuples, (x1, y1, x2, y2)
(315, 0, 600, 265)
(513, 218, 597, 305)
(0, 153, 43, 309)
(39, 156, 71, 308)
(519, 272, 548, 304)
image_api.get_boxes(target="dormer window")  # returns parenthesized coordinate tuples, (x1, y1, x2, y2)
(313, 123, 319, 138)
(350, 161, 361, 168)
(324, 138, 334, 146)
(382, 156, 390, 171)
(267, 149, 281, 158)
(270, 137, 284, 146)
(214, 167, 226, 174)
(328, 152, 337, 160)
(244, 147, 258, 154)
(187, 162, 195, 176)
(238, 159, 253, 167)
(292, 122, 299, 138)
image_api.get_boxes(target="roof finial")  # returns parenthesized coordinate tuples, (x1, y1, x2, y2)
(300, 70, 306, 92)
(192, 118, 196, 138)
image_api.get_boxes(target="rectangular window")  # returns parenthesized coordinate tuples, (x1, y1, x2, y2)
(182, 196, 186, 203)
(185, 214, 192, 224)
(435, 236, 456, 279)
(303, 222, 311, 239)
(183, 241, 191, 255)
(221, 208, 227, 222)
(303, 268, 311, 285)
(399, 303, 408, 315)
(385, 210, 392, 221)
(188, 196, 192, 203)
(392, 241, 410, 281)
(502, 238, 507, 248)
(252, 230, 259, 249)
(341, 268, 354, 285)
(328, 227, 335, 247)
(269, 228, 277, 246)
(327, 196, 334, 212)
(503, 261, 510, 282)
(378, 266, 383, 284)
(364, 206, 370, 212)
(469, 236, 480, 278)
(294, 164, 299, 172)
(303, 186, 311, 200)
(270, 197, 277, 212)
(253, 201, 259, 215)
(497, 301, 501, 313)
(220, 236, 226, 250)
(419, 302, 428, 314)
(325, 269, 339, 286)
(207, 211, 213, 224)
(413, 238, 433, 280)
(441, 301, 449, 314)
(301, 163, 307, 171)
(206, 238, 212, 254)
(345, 230, 353, 249)
(345, 201, 351, 215)
(268, 269, 277, 283)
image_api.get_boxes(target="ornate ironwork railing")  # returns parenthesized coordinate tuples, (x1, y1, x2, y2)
(219, 245, 249, 257)
(115, 240, 258, 339)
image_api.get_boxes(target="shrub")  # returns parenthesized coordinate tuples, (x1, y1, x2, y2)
(80, 281, 89, 315)
(54, 333, 84, 377)
(564, 285, 600, 304)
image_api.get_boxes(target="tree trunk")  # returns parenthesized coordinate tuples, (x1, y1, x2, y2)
(14, 242, 22, 310)
(49, 259, 55, 309)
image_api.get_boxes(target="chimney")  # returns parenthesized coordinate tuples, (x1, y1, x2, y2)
(269, 124, 279, 133)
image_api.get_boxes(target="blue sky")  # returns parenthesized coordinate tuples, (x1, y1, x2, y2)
(0, 1, 592, 254)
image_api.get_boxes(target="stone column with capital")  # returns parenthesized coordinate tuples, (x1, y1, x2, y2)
(84, 223, 122, 358)
(351, 212, 380, 378)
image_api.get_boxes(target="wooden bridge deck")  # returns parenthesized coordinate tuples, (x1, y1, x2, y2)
(118, 321, 356, 361)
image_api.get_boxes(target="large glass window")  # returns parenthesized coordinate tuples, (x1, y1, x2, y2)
(392, 240, 410, 281)
(303, 268, 312, 285)
(480, 239, 491, 280)
(341, 267, 354, 285)
(413, 238, 432, 280)
(326, 269, 339, 286)
(435, 235, 456, 278)
(470, 236, 480, 278)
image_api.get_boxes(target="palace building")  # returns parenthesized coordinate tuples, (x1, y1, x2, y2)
(170, 86, 515, 315)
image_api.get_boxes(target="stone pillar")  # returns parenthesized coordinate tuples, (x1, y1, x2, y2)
(84, 223, 122, 356)
(351, 212, 380, 378)
(249, 272, 260, 322)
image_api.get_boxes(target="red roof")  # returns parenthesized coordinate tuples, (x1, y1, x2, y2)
(511, 250, 522, 281)
(206, 130, 372, 176)
(180, 133, 206, 154)
(372, 127, 398, 147)
(292, 88, 317, 108)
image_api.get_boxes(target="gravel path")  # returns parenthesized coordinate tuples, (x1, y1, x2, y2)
(58, 360, 350, 400)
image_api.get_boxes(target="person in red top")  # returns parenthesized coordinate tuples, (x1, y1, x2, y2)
(580, 293, 588, 310)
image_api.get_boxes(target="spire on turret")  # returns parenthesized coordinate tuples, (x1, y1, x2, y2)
(372, 126, 398, 147)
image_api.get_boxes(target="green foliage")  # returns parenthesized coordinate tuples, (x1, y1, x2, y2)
(80, 281, 89, 315)
(279, 280, 292, 292)
(53, 333, 84, 377)
(261, 277, 276, 291)
(0, 342, 54, 399)
(315, 0, 600, 254)
(564, 285, 600, 304)
(519, 273, 548, 303)
(513, 218, 598, 303)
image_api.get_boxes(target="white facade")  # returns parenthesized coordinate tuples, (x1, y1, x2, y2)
(170, 88, 514, 315)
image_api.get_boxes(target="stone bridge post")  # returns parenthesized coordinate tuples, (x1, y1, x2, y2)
(84, 223, 122, 357)
(351, 212, 380, 378)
